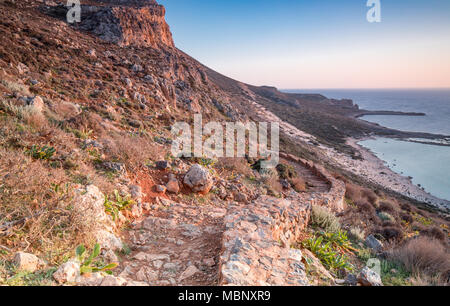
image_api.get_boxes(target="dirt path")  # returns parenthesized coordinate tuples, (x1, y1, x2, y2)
(118, 199, 226, 286)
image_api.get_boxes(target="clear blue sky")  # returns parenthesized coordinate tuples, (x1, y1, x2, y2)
(159, 0, 450, 89)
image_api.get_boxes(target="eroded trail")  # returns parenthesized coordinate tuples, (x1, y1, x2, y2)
(119, 200, 226, 286)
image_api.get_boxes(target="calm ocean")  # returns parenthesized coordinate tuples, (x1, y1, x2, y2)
(285, 89, 450, 201)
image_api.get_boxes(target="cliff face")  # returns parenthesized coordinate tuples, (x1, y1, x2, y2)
(79, 0, 174, 48)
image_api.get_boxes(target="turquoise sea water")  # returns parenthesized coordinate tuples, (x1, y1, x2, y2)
(285, 89, 450, 201)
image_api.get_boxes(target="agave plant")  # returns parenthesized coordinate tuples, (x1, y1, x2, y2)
(76, 243, 117, 275)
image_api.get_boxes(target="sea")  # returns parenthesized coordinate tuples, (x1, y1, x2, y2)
(284, 89, 450, 202)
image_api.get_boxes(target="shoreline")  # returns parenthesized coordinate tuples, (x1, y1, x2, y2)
(333, 137, 450, 212)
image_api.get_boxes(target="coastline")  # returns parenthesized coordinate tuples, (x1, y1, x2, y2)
(249, 99, 450, 213)
(331, 137, 450, 212)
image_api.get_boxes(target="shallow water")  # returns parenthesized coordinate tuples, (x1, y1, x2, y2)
(359, 138, 450, 201)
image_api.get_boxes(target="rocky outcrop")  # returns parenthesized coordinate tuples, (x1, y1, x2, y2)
(78, 1, 174, 48)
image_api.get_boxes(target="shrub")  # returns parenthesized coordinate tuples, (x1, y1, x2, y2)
(276, 163, 297, 179)
(104, 133, 162, 170)
(310, 205, 341, 233)
(349, 226, 365, 241)
(400, 212, 413, 223)
(378, 211, 396, 223)
(290, 177, 306, 193)
(345, 183, 360, 201)
(361, 189, 378, 206)
(302, 230, 354, 272)
(420, 227, 446, 241)
(377, 226, 403, 241)
(261, 169, 283, 196)
(379, 201, 398, 214)
(216, 157, 253, 177)
(390, 237, 450, 284)
(0, 148, 82, 261)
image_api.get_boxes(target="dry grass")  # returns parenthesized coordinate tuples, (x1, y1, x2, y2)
(261, 170, 283, 195)
(290, 177, 306, 193)
(310, 205, 341, 233)
(104, 133, 163, 171)
(216, 157, 253, 177)
(390, 237, 450, 284)
(0, 148, 85, 263)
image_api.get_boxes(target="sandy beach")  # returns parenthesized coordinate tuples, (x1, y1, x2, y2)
(324, 138, 450, 212)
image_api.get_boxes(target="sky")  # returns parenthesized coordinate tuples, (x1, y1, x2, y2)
(158, 0, 450, 89)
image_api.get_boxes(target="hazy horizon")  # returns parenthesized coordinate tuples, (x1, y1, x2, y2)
(159, 0, 450, 89)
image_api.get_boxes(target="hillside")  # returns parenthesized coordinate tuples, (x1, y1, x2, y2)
(0, 0, 448, 286)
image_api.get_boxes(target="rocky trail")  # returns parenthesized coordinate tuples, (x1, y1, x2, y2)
(115, 156, 340, 286)
(119, 200, 227, 286)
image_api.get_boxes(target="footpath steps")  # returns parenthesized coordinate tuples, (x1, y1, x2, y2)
(119, 200, 226, 286)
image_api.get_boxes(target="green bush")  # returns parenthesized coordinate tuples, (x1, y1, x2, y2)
(26, 145, 56, 160)
(302, 230, 354, 272)
(76, 243, 117, 275)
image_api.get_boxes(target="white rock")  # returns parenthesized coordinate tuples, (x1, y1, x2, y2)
(53, 261, 80, 284)
(179, 265, 200, 282)
(13, 252, 45, 272)
(100, 275, 127, 286)
(29, 96, 45, 112)
(358, 266, 383, 286)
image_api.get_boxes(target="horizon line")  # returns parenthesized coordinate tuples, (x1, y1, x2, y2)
(280, 87, 450, 91)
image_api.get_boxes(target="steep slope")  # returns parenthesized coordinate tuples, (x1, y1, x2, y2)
(0, 0, 448, 287)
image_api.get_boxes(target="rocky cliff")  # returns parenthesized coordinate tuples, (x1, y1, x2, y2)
(79, 0, 174, 48)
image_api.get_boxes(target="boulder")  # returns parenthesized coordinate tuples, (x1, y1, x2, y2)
(183, 164, 213, 194)
(155, 160, 169, 170)
(13, 252, 45, 272)
(29, 96, 45, 112)
(358, 266, 383, 286)
(166, 179, 180, 194)
(365, 235, 383, 252)
(53, 260, 80, 284)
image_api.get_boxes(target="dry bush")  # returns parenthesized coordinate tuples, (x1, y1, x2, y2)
(261, 170, 283, 195)
(310, 205, 341, 233)
(420, 227, 446, 242)
(390, 237, 450, 283)
(290, 177, 306, 193)
(361, 188, 378, 207)
(345, 183, 361, 201)
(400, 212, 414, 223)
(377, 225, 403, 241)
(0, 79, 31, 96)
(23, 109, 49, 132)
(216, 157, 253, 177)
(0, 148, 83, 262)
(379, 200, 399, 215)
(104, 133, 162, 170)
(349, 226, 366, 241)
